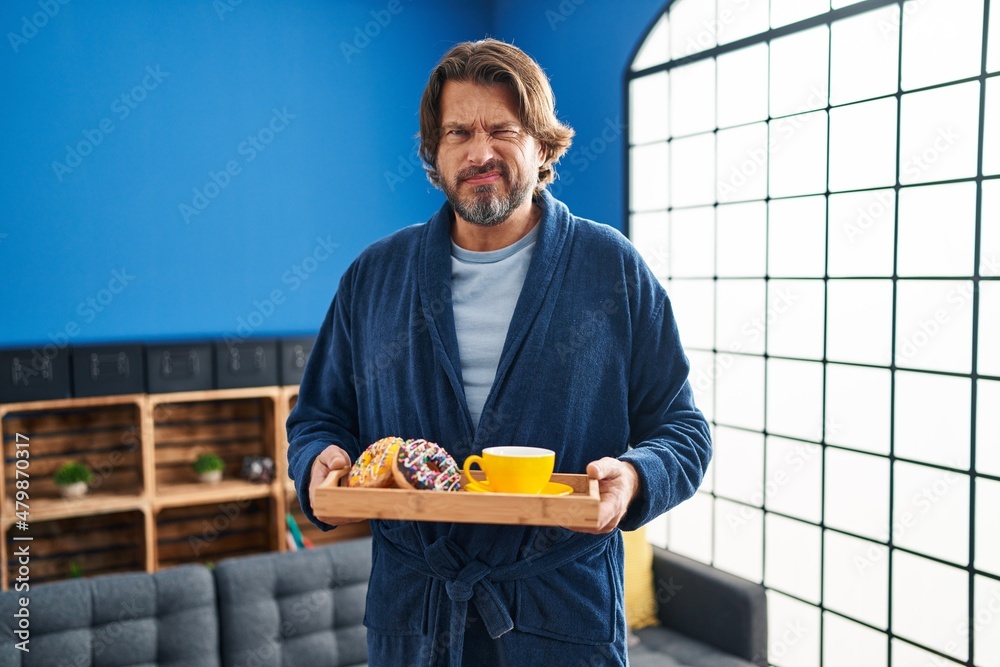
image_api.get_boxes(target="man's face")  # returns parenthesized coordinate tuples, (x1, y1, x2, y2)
(436, 80, 545, 227)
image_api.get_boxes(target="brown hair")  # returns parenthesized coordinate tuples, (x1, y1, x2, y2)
(418, 39, 575, 193)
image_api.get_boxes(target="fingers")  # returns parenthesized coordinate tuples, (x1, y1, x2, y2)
(310, 446, 351, 489)
(587, 457, 623, 481)
(308, 444, 353, 526)
(572, 460, 621, 534)
(572, 458, 639, 534)
(317, 445, 351, 470)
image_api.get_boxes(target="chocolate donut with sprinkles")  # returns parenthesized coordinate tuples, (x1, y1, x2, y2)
(391, 439, 461, 491)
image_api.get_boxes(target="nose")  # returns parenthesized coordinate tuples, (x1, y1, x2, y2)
(465, 129, 495, 166)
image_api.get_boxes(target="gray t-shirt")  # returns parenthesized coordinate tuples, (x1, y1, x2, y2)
(450, 225, 539, 431)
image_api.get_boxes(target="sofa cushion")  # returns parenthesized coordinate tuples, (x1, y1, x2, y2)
(0, 565, 219, 667)
(630, 626, 759, 667)
(214, 537, 370, 667)
(623, 526, 658, 629)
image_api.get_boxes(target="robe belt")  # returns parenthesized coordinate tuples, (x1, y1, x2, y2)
(371, 527, 613, 667)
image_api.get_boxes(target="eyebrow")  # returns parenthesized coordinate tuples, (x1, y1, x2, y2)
(439, 121, 521, 131)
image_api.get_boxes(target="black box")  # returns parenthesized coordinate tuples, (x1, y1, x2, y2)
(279, 336, 315, 386)
(146, 343, 214, 394)
(0, 346, 73, 404)
(215, 340, 278, 389)
(71, 344, 146, 398)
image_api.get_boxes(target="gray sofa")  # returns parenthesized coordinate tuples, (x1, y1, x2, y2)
(630, 547, 768, 667)
(0, 537, 766, 666)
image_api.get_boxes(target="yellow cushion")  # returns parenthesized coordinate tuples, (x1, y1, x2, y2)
(622, 526, 659, 629)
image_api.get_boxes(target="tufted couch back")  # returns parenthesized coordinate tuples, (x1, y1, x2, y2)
(0, 538, 372, 667)
(0, 564, 219, 667)
(214, 538, 370, 667)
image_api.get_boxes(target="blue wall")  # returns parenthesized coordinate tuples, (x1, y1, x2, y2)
(1, 0, 662, 348)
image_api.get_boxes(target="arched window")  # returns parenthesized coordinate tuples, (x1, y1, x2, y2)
(627, 1, 1000, 665)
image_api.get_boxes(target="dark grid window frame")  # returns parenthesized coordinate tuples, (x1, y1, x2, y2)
(625, 1, 1000, 665)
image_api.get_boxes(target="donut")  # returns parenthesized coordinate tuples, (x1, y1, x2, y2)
(392, 439, 461, 492)
(348, 437, 404, 487)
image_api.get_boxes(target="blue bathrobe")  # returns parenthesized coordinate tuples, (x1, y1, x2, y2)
(286, 190, 711, 666)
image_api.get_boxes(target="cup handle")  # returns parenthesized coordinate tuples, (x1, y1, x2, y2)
(462, 455, 488, 492)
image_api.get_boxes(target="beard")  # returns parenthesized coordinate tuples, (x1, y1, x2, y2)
(442, 159, 534, 227)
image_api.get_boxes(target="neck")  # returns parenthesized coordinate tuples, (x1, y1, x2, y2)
(451, 197, 540, 252)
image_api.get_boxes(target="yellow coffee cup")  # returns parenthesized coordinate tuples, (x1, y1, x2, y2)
(462, 446, 555, 494)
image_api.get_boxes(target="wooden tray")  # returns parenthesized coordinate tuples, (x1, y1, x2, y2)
(314, 469, 600, 530)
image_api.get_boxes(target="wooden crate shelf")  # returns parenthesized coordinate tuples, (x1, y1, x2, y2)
(151, 395, 276, 493)
(2, 400, 144, 514)
(5, 511, 146, 585)
(154, 479, 274, 508)
(0, 385, 368, 590)
(155, 497, 277, 568)
(3, 493, 146, 524)
(277, 388, 297, 480)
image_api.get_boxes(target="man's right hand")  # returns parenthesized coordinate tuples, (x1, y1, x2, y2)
(308, 444, 364, 527)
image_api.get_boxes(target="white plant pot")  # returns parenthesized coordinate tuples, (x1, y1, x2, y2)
(59, 482, 89, 498)
(198, 470, 223, 484)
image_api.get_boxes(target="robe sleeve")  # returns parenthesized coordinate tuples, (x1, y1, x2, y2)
(286, 267, 362, 531)
(617, 262, 712, 531)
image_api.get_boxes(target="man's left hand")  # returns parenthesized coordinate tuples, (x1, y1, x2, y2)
(572, 457, 641, 534)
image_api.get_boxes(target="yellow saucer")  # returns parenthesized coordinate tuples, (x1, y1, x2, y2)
(464, 480, 574, 496)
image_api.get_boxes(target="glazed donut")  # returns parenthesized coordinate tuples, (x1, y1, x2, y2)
(348, 437, 404, 487)
(392, 439, 461, 492)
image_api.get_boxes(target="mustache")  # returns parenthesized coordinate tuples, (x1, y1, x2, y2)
(457, 160, 509, 182)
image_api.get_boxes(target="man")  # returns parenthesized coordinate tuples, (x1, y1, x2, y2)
(287, 39, 711, 666)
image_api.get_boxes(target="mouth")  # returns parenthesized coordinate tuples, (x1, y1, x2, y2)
(463, 170, 502, 186)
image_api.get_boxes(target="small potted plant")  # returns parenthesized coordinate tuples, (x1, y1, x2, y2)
(54, 461, 92, 498)
(193, 453, 224, 483)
